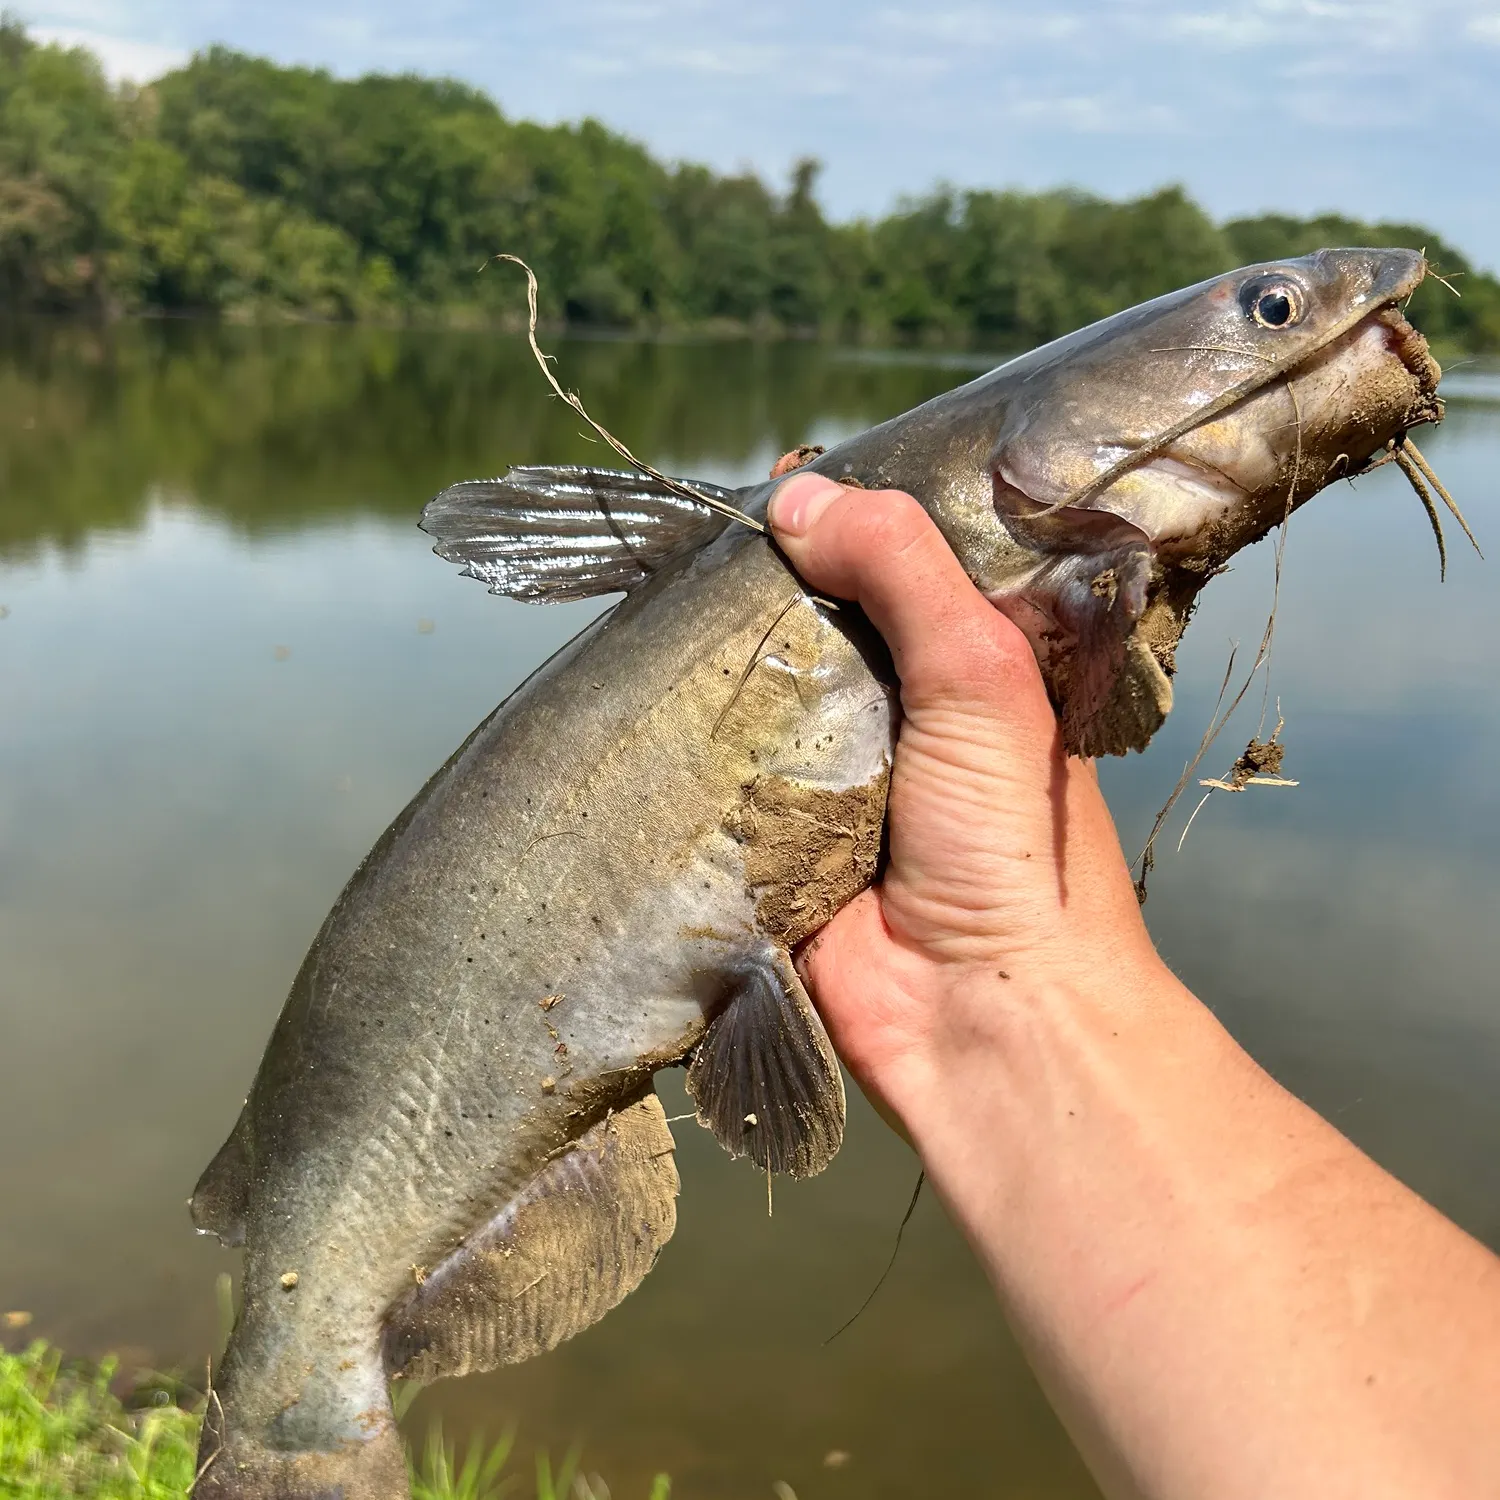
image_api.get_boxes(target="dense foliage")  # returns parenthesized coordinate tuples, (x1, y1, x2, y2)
(3, 17, 1497, 349)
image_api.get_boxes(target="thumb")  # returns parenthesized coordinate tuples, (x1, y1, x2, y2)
(768, 472, 1046, 716)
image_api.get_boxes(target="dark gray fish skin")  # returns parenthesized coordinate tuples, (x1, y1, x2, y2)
(193, 249, 1439, 1500)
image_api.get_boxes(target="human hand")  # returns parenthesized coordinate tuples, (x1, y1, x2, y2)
(768, 472, 1167, 1134)
(771, 474, 1500, 1500)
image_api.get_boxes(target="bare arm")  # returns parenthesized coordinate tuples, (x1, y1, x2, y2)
(769, 472, 1500, 1500)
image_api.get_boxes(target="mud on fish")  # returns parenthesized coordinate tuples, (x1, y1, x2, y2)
(191, 249, 1447, 1499)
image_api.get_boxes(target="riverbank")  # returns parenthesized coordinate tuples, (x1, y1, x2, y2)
(0, 1341, 668, 1500)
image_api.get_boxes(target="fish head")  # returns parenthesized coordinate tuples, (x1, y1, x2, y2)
(973, 247, 1442, 756)
(991, 246, 1439, 558)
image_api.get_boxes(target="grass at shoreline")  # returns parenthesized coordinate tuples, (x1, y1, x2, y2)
(1, 1341, 667, 1500)
(0, 1342, 197, 1499)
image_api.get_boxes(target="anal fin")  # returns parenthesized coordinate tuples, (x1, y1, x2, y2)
(687, 946, 846, 1179)
(382, 1093, 679, 1381)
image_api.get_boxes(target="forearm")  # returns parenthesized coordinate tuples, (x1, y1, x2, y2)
(762, 478, 1500, 1497)
(890, 960, 1500, 1500)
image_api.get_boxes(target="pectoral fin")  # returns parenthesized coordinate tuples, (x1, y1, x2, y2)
(687, 946, 845, 1179)
(382, 1093, 679, 1381)
(420, 465, 735, 602)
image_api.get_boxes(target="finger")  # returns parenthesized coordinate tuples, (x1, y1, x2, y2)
(794, 891, 923, 1140)
(769, 473, 1044, 716)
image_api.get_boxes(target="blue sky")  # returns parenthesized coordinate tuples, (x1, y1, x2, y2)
(24, 0, 1500, 270)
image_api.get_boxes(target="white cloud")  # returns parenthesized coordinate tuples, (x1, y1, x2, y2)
(24, 0, 141, 30)
(1163, 0, 1430, 48)
(11, 0, 1500, 266)
(1006, 92, 1181, 134)
(29, 25, 187, 81)
(873, 4, 1084, 46)
(1167, 10, 1278, 46)
(654, 44, 786, 76)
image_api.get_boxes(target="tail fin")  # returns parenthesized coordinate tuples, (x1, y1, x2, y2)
(195, 1389, 407, 1500)
(198, 1293, 407, 1500)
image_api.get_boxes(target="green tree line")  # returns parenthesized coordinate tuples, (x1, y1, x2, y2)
(3, 16, 1497, 350)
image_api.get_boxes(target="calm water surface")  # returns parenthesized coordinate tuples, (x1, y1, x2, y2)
(2, 322, 1497, 1499)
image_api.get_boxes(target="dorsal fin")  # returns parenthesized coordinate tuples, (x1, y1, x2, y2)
(420, 465, 736, 602)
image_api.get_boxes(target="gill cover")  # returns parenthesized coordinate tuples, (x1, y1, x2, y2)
(991, 496, 1163, 757)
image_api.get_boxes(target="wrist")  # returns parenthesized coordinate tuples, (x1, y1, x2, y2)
(882, 950, 1201, 1195)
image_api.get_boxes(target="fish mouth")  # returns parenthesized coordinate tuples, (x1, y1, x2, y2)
(1354, 293, 1479, 574)
(1371, 299, 1443, 426)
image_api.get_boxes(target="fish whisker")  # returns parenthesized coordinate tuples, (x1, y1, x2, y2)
(1392, 445, 1448, 580)
(1404, 437, 1482, 559)
(1145, 345, 1276, 363)
(1049, 287, 1409, 517)
(1349, 446, 1400, 477)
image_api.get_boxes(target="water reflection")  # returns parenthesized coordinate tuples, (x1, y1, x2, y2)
(0, 320, 961, 559)
(0, 321, 1496, 1499)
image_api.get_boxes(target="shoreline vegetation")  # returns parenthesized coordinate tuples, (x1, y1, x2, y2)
(0, 1339, 669, 1500)
(2, 17, 1499, 354)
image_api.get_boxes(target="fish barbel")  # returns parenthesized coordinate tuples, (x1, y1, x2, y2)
(193, 249, 1443, 1499)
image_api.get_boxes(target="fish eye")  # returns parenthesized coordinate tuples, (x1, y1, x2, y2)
(1241, 277, 1304, 330)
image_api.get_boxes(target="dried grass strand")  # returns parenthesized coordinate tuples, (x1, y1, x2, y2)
(1134, 381, 1303, 897)
(484, 255, 765, 535)
(187, 1369, 225, 1495)
(823, 1172, 924, 1346)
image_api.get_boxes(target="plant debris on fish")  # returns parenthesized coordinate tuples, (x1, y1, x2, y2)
(191, 248, 1451, 1500)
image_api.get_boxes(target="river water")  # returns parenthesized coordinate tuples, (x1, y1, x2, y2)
(1, 321, 1496, 1499)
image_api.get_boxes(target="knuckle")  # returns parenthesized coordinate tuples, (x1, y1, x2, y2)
(858, 491, 934, 561)
(917, 606, 1041, 712)
(978, 604, 1037, 671)
(974, 614, 1044, 699)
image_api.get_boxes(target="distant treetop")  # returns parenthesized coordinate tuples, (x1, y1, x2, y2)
(1, 18, 1495, 351)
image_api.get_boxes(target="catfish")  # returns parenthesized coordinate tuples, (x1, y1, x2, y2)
(192, 248, 1444, 1499)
